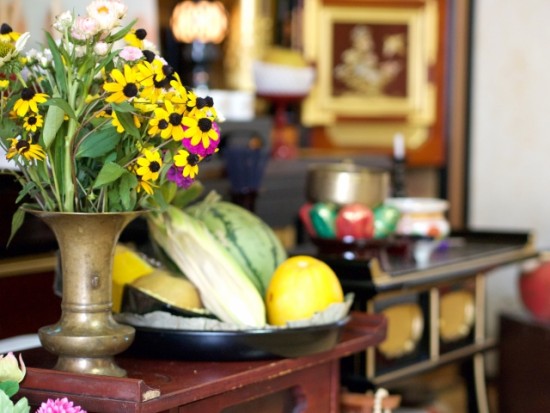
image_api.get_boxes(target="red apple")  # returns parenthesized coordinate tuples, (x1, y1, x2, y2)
(519, 260, 550, 321)
(335, 203, 374, 240)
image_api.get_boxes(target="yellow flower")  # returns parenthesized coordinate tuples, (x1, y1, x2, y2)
(6, 137, 47, 161)
(148, 106, 171, 139)
(13, 87, 48, 117)
(173, 149, 200, 178)
(124, 28, 147, 49)
(0, 23, 20, 42)
(103, 65, 140, 103)
(22, 113, 44, 132)
(135, 148, 162, 181)
(136, 176, 155, 194)
(182, 113, 219, 149)
(0, 79, 9, 89)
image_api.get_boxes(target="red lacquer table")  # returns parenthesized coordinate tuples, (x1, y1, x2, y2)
(17, 312, 386, 413)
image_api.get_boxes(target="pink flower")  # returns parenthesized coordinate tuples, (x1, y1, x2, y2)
(119, 46, 143, 62)
(36, 397, 87, 413)
(71, 16, 99, 41)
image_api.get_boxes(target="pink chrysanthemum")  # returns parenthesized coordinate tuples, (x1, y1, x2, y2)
(36, 397, 87, 413)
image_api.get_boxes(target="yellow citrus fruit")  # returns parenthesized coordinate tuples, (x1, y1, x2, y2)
(112, 244, 154, 312)
(265, 255, 344, 326)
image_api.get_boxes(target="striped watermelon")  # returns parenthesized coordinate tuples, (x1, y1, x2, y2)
(186, 193, 287, 296)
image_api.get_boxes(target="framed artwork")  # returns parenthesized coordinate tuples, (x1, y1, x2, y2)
(302, 0, 446, 166)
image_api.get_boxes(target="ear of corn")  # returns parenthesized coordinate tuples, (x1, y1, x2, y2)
(147, 206, 266, 328)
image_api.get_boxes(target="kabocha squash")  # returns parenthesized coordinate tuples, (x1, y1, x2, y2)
(266, 255, 344, 326)
(186, 193, 287, 296)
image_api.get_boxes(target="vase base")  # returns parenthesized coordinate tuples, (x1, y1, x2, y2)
(54, 355, 127, 377)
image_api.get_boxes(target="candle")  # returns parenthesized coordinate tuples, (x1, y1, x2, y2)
(393, 132, 405, 160)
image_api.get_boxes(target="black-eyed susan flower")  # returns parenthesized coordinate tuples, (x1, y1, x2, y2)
(0, 23, 20, 42)
(137, 178, 155, 194)
(147, 106, 171, 139)
(173, 148, 200, 178)
(13, 87, 48, 117)
(103, 64, 140, 103)
(6, 137, 46, 161)
(168, 73, 193, 107)
(23, 113, 44, 132)
(182, 112, 219, 149)
(134, 172, 155, 195)
(154, 99, 185, 141)
(135, 148, 162, 181)
(124, 28, 147, 49)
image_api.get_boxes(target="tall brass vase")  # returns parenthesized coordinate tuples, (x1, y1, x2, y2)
(30, 210, 143, 377)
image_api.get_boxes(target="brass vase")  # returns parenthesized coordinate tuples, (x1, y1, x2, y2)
(28, 210, 144, 377)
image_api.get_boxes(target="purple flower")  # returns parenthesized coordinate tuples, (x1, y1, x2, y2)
(167, 166, 195, 189)
(36, 397, 87, 413)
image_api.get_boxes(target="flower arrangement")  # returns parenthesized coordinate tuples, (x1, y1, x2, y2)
(0, 352, 86, 413)
(0, 0, 221, 226)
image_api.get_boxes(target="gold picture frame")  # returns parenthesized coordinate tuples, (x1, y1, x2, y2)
(302, 0, 441, 154)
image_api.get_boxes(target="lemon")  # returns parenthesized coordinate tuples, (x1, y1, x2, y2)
(265, 255, 344, 326)
(112, 244, 154, 312)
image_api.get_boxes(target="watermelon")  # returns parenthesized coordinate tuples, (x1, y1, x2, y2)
(186, 193, 287, 296)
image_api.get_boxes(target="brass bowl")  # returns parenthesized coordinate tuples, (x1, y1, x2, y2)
(306, 162, 390, 207)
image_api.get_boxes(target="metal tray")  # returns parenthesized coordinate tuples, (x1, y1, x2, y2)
(123, 317, 350, 361)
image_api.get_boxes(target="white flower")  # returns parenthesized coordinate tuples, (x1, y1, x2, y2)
(74, 45, 87, 58)
(39, 49, 53, 68)
(110, 0, 128, 18)
(119, 46, 143, 62)
(94, 41, 109, 56)
(71, 16, 100, 41)
(86, 0, 123, 31)
(53, 10, 73, 32)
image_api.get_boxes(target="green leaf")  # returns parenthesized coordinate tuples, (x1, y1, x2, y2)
(104, 19, 137, 43)
(7, 208, 25, 247)
(45, 32, 68, 94)
(112, 109, 140, 139)
(15, 182, 37, 203)
(76, 127, 119, 159)
(174, 181, 204, 208)
(43, 97, 77, 120)
(93, 162, 126, 188)
(119, 171, 137, 210)
(42, 103, 66, 149)
(111, 102, 135, 113)
(0, 380, 19, 398)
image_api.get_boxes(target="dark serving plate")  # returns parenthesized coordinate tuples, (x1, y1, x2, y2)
(122, 317, 350, 361)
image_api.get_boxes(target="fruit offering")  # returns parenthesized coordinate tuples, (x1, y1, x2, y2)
(266, 255, 344, 326)
(335, 203, 375, 239)
(300, 201, 401, 241)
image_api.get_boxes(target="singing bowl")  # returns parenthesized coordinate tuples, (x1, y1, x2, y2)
(306, 162, 390, 207)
